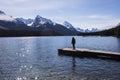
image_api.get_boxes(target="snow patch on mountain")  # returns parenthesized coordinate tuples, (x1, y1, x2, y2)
(36, 15, 53, 24)
(0, 14, 15, 21)
(63, 21, 77, 31)
(27, 22, 33, 26)
(76, 27, 99, 32)
(32, 15, 54, 27)
(63, 21, 73, 28)
(16, 18, 33, 26)
(90, 28, 99, 32)
(76, 28, 84, 32)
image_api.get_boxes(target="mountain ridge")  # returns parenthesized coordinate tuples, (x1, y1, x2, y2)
(0, 11, 78, 36)
(78, 25, 120, 37)
(0, 10, 119, 37)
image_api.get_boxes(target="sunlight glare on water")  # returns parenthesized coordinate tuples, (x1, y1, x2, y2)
(0, 36, 120, 80)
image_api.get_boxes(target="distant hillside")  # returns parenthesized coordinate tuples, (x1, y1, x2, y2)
(78, 25, 120, 37)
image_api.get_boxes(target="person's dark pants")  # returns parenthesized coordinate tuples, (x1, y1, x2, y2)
(72, 44, 75, 49)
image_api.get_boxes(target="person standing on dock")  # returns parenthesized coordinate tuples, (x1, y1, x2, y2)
(71, 37, 76, 49)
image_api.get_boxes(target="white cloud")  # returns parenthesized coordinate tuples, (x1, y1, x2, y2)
(88, 15, 114, 19)
(47, 14, 120, 29)
(0, 0, 88, 14)
(9, 0, 29, 2)
(0, 0, 77, 10)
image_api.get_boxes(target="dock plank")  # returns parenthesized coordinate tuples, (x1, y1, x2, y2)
(58, 48, 120, 60)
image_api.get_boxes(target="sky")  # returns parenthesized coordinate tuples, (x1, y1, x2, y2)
(0, 0, 120, 29)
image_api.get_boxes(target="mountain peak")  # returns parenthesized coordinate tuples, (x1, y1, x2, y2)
(76, 28, 99, 32)
(36, 15, 43, 19)
(35, 15, 53, 24)
(32, 15, 53, 27)
(63, 21, 73, 28)
(63, 21, 77, 32)
(16, 18, 33, 26)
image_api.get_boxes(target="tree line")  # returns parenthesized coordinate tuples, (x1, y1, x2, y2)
(78, 25, 120, 37)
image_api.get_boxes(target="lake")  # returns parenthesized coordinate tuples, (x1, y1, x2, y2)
(0, 36, 120, 80)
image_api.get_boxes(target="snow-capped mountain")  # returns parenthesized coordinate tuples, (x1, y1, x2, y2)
(84, 28, 99, 32)
(31, 15, 76, 35)
(32, 15, 53, 27)
(90, 28, 99, 32)
(15, 14, 75, 35)
(76, 27, 99, 33)
(0, 10, 101, 36)
(63, 21, 77, 32)
(16, 18, 33, 26)
(0, 10, 30, 30)
(84, 29, 91, 33)
(76, 28, 84, 32)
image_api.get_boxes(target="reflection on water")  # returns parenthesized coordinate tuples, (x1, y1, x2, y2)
(0, 36, 120, 80)
(72, 57, 76, 71)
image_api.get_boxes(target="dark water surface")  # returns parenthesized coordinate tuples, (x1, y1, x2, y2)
(0, 36, 120, 80)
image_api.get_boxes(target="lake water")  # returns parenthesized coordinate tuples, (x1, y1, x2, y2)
(0, 36, 120, 80)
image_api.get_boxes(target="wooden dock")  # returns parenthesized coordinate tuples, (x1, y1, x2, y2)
(58, 48, 120, 60)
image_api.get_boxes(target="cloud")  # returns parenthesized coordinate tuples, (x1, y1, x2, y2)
(0, 0, 120, 29)
(0, 0, 88, 13)
(88, 15, 114, 19)
(9, 0, 29, 2)
(47, 14, 120, 29)
(0, 0, 77, 10)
